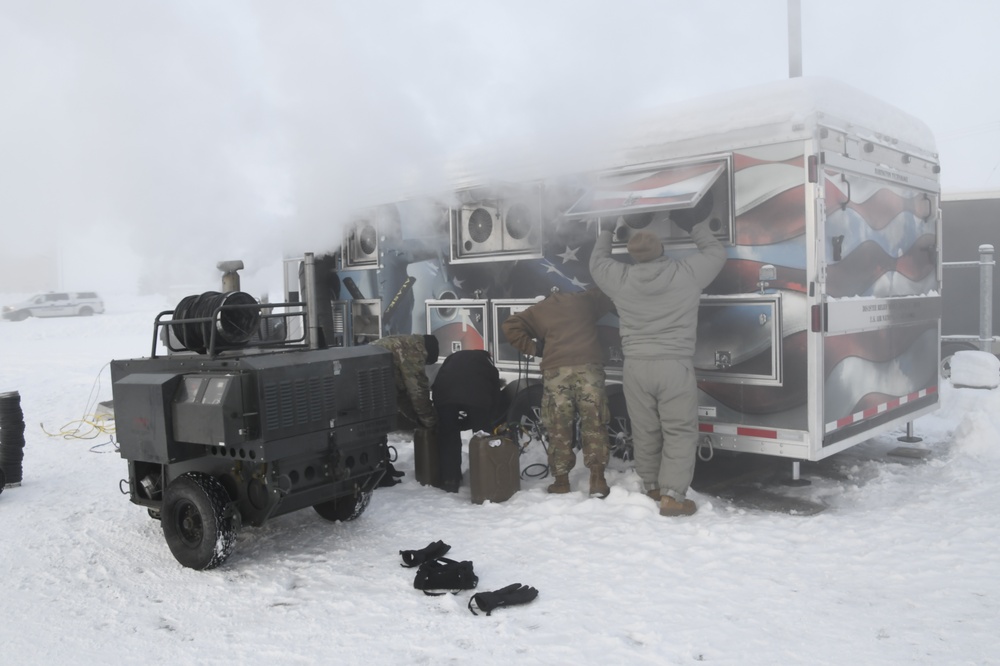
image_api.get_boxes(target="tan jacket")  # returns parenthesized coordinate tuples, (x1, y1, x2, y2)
(501, 289, 614, 371)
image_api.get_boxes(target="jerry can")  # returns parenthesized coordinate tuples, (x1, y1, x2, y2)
(469, 433, 520, 504)
(413, 427, 439, 487)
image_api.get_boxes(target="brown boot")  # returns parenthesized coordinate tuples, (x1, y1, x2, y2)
(660, 495, 697, 517)
(645, 488, 662, 502)
(547, 474, 571, 494)
(589, 465, 610, 499)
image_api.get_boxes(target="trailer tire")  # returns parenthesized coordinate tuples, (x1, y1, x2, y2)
(940, 341, 978, 379)
(314, 489, 372, 523)
(504, 381, 546, 444)
(607, 389, 634, 461)
(161, 472, 238, 570)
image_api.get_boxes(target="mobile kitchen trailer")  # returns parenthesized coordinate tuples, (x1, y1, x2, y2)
(287, 76, 942, 468)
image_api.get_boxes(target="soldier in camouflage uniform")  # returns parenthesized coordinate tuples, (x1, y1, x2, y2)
(371, 334, 439, 430)
(501, 287, 615, 498)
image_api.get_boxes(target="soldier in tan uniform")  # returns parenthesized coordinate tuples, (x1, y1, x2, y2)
(501, 287, 615, 498)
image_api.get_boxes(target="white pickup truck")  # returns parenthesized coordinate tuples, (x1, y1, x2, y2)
(2, 291, 105, 321)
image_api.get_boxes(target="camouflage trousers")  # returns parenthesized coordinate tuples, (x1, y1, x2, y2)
(541, 364, 610, 475)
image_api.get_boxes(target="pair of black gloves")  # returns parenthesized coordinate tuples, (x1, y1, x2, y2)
(399, 540, 538, 616)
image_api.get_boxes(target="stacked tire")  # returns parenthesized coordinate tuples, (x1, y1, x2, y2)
(0, 391, 25, 488)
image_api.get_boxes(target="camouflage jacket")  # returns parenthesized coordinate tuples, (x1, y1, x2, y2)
(371, 335, 437, 429)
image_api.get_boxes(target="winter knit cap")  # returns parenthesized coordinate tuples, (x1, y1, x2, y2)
(423, 334, 440, 365)
(627, 231, 664, 263)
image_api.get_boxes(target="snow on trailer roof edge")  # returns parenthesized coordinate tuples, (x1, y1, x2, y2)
(438, 76, 939, 192)
(942, 189, 1000, 201)
(352, 76, 939, 206)
(611, 76, 938, 165)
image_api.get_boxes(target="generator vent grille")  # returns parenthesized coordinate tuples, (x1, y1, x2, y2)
(357, 366, 394, 416)
(262, 376, 337, 432)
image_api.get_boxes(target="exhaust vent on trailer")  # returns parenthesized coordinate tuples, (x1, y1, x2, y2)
(451, 184, 544, 263)
(344, 204, 401, 269)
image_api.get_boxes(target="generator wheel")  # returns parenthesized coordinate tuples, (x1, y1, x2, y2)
(161, 472, 237, 570)
(314, 489, 372, 523)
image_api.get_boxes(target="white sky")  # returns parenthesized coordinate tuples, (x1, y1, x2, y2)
(2, 0, 998, 294)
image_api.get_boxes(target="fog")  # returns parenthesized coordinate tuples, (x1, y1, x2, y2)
(2, 0, 998, 297)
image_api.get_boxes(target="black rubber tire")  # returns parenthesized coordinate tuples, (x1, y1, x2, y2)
(78, 306, 93, 316)
(313, 489, 372, 522)
(161, 473, 237, 570)
(7, 310, 29, 322)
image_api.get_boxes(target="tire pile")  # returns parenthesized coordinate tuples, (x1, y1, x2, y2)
(0, 390, 25, 489)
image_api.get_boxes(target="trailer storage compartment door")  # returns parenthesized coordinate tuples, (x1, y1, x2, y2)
(425, 299, 489, 359)
(563, 156, 733, 251)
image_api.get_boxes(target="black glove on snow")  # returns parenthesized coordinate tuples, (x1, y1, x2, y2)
(468, 583, 539, 616)
(413, 557, 478, 595)
(399, 540, 451, 568)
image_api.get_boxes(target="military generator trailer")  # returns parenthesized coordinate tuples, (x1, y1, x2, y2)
(111, 292, 397, 570)
(287, 76, 943, 482)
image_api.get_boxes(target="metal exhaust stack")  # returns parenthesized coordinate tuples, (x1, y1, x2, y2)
(303, 252, 322, 350)
(217, 260, 245, 293)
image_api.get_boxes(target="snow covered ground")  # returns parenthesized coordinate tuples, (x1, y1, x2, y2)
(1, 294, 998, 665)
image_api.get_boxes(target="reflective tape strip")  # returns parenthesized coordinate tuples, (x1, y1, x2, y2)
(699, 423, 779, 439)
(825, 385, 938, 434)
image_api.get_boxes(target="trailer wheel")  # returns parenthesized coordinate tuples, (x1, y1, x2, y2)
(505, 382, 546, 445)
(78, 306, 94, 316)
(607, 390, 633, 461)
(940, 341, 978, 378)
(313, 489, 372, 522)
(161, 472, 238, 570)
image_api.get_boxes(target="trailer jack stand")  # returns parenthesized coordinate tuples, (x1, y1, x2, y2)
(780, 460, 812, 487)
(896, 421, 923, 443)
